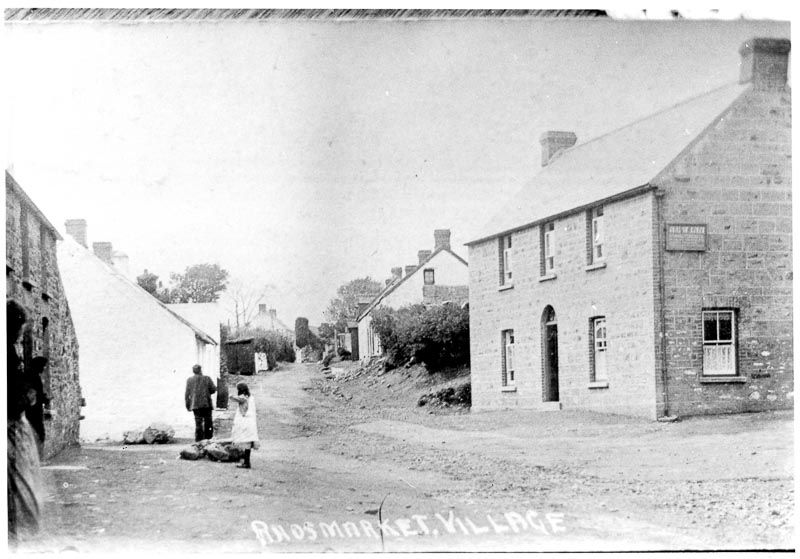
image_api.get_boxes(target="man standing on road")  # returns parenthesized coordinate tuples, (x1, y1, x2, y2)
(185, 364, 216, 441)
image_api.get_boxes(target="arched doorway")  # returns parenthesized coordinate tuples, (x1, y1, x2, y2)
(542, 306, 559, 402)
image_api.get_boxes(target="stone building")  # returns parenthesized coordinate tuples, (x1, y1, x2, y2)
(6, 171, 82, 458)
(357, 229, 469, 360)
(467, 38, 792, 419)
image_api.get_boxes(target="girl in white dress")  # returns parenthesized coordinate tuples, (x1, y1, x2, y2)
(229, 382, 259, 469)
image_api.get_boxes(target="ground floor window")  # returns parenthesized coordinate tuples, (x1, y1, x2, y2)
(702, 309, 737, 376)
(591, 317, 607, 382)
(502, 329, 515, 387)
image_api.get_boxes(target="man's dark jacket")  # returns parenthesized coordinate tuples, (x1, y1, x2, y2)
(185, 374, 216, 411)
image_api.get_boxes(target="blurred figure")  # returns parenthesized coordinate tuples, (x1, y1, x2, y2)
(7, 299, 42, 544)
(25, 356, 49, 459)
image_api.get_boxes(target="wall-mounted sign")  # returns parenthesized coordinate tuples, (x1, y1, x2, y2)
(666, 223, 707, 252)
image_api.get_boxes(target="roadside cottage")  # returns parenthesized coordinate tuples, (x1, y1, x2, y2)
(467, 38, 792, 419)
(248, 304, 295, 337)
(58, 223, 218, 441)
(6, 171, 82, 459)
(167, 302, 226, 406)
(357, 229, 469, 360)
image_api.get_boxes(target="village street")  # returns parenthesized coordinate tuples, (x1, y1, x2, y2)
(28, 362, 794, 553)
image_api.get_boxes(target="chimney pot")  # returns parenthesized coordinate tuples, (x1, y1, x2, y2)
(433, 229, 451, 251)
(418, 249, 432, 265)
(65, 219, 87, 248)
(92, 242, 113, 265)
(405, 265, 417, 277)
(385, 278, 392, 286)
(539, 131, 577, 167)
(739, 37, 791, 90)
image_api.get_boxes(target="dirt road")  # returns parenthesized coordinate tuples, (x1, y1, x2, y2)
(26, 362, 793, 552)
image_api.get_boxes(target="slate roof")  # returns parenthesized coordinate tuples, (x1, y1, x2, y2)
(357, 247, 468, 321)
(468, 81, 750, 245)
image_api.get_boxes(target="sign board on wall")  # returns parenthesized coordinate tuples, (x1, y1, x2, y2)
(666, 223, 707, 251)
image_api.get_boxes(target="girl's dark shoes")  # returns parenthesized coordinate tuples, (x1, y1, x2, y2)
(236, 463, 251, 469)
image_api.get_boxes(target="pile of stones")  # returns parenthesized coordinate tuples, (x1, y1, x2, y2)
(122, 422, 175, 444)
(179, 438, 244, 462)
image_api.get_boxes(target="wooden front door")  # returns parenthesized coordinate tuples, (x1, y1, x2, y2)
(542, 306, 559, 402)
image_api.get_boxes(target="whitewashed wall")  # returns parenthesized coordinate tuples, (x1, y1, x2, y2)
(382, 250, 468, 309)
(358, 250, 468, 359)
(58, 238, 215, 441)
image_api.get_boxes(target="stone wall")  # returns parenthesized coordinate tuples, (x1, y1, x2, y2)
(469, 191, 659, 418)
(422, 284, 469, 305)
(655, 87, 793, 416)
(6, 172, 82, 459)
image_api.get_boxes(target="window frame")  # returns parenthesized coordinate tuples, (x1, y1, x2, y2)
(590, 207, 604, 264)
(541, 222, 556, 275)
(702, 309, 738, 377)
(590, 316, 608, 383)
(423, 268, 435, 285)
(499, 235, 513, 287)
(501, 329, 515, 387)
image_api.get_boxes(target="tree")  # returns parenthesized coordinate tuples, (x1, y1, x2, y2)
(224, 279, 276, 330)
(168, 263, 229, 303)
(318, 322, 336, 344)
(295, 317, 311, 348)
(136, 269, 171, 303)
(324, 277, 383, 333)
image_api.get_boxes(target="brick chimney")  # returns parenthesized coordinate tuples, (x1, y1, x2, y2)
(539, 131, 577, 167)
(258, 304, 267, 314)
(434, 229, 451, 251)
(418, 250, 432, 265)
(65, 219, 87, 247)
(391, 267, 402, 279)
(357, 296, 373, 317)
(269, 308, 277, 320)
(92, 242, 113, 265)
(405, 265, 417, 277)
(111, 251, 130, 277)
(739, 37, 791, 91)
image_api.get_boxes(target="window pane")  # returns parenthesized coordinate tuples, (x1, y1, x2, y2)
(703, 313, 718, 342)
(718, 312, 733, 341)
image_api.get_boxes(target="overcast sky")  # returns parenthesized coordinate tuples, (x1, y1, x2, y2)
(6, 13, 790, 324)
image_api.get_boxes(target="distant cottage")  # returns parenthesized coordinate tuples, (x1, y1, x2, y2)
(59, 221, 219, 441)
(357, 229, 468, 360)
(467, 38, 792, 419)
(249, 305, 294, 337)
(6, 171, 82, 458)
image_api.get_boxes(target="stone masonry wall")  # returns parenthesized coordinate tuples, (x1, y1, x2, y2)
(422, 284, 469, 305)
(6, 174, 82, 459)
(469, 191, 658, 418)
(656, 87, 792, 416)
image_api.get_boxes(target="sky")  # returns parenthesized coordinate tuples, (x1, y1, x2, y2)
(5, 11, 791, 325)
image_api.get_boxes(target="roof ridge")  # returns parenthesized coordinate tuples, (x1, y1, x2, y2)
(557, 80, 741, 159)
(357, 246, 468, 320)
(60, 236, 218, 344)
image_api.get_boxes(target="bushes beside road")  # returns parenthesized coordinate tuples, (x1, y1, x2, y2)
(370, 302, 470, 372)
